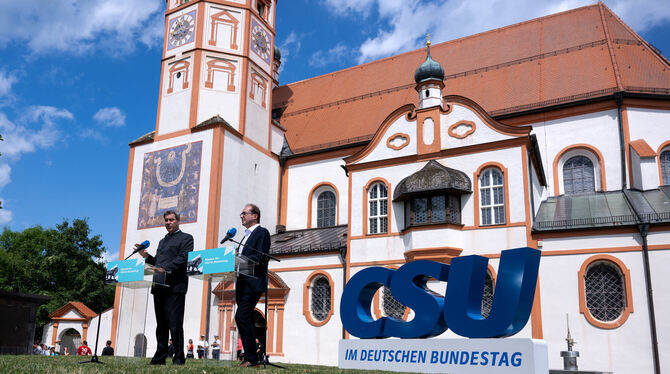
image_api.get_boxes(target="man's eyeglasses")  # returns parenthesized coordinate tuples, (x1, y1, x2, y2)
(240, 211, 253, 216)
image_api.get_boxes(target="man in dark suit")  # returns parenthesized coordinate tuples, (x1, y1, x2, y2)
(235, 203, 270, 367)
(136, 210, 193, 365)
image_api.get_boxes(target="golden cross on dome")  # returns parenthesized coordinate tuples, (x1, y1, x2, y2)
(426, 33, 431, 47)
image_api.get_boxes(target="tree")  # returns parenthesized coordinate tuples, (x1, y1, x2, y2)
(0, 218, 115, 339)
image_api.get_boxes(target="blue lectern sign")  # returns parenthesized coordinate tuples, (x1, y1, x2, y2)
(105, 259, 145, 283)
(187, 247, 235, 276)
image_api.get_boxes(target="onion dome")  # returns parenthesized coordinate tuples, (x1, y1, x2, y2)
(274, 46, 281, 61)
(414, 40, 444, 84)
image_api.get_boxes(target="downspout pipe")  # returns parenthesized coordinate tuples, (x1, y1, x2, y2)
(637, 223, 661, 374)
(615, 92, 627, 189)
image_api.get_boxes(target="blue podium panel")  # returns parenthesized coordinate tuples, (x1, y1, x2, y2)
(187, 247, 236, 279)
(106, 259, 145, 283)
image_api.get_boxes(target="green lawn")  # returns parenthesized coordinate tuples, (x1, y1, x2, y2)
(0, 355, 394, 373)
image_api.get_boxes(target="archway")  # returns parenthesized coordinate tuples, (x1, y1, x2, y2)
(59, 328, 81, 355)
(133, 334, 147, 357)
(253, 310, 266, 354)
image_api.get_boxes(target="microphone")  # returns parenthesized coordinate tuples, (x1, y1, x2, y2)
(220, 228, 237, 244)
(132, 240, 150, 254)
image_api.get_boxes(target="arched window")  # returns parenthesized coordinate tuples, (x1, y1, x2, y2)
(584, 262, 625, 322)
(317, 191, 336, 227)
(368, 182, 388, 234)
(661, 150, 670, 185)
(303, 271, 334, 326)
(480, 168, 505, 225)
(563, 155, 595, 194)
(310, 276, 331, 322)
(481, 271, 495, 318)
(382, 286, 406, 320)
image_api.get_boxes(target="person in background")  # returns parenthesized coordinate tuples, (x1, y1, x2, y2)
(197, 334, 208, 359)
(186, 339, 194, 359)
(211, 335, 221, 360)
(168, 339, 175, 358)
(101, 340, 114, 356)
(32, 343, 42, 355)
(63, 347, 70, 356)
(49, 347, 56, 356)
(76, 341, 92, 356)
(237, 337, 243, 361)
(41, 344, 49, 356)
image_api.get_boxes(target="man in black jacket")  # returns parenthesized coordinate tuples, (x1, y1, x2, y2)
(235, 203, 270, 367)
(137, 210, 193, 365)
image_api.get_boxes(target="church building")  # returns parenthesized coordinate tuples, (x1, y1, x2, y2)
(101, 1, 670, 372)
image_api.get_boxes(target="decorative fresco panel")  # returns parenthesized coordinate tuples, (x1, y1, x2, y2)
(138, 141, 203, 229)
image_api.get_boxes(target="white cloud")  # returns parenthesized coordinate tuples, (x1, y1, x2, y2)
(0, 200, 12, 225)
(309, 43, 350, 68)
(94, 107, 126, 127)
(0, 0, 164, 55)
(323, 0, 670, 64)
(100, 249, 120, 264)
(0, 106, 72, 159)
(0, 106, 72, 225)
(277, 32, 303, 74)
(0, 164, 10, 189)
(0, 71, 17, 98)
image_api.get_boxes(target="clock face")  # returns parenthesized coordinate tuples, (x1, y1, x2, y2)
(250, 20, 271, 64)
(168, 11, 196, 49)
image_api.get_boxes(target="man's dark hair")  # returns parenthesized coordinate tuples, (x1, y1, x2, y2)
(106, 340, 111, 346)
(83, 340, 88, 346)
(246, 203, 261, 222)
(164, 210, 180, 221)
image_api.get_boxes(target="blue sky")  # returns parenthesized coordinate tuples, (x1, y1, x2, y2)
(0, 0, 668, 262)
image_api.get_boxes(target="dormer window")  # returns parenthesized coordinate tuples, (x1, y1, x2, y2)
(393, 160, 471, 229)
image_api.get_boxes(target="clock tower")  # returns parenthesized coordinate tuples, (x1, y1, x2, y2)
(112, 0, 284, 352)
(158, 0, 277, 145)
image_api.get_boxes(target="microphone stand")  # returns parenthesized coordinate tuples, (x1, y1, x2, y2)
(226, 237, 284, 369)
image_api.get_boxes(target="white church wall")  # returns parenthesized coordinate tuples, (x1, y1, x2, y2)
(88, 308, 114, 356)
(245, 67, 271, 148)
(158, 54, 195, 135)
(626, 107, 670, 152)
(531, 109, 622, 194)
(276, 268, 344, 366)
(441, 104, 515, 149)
(270, 125, 284, 155)
(357, 113, 417, 164)
(197, 53, 242, 130)
(539, 251, 653, 373)
(218, 131, 279, 239)
(539, 233, 641, 251)
(271, 253, 341, 270)
(649, 250, 670, 371)
(462, 226, 528, 256)
(203, 3, 246, 55)
(285, 158, 348, 231)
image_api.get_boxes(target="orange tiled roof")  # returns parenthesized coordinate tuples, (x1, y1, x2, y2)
(48, 301, 97, 319)
(273, 3, 670, 154)
(630, 139, 656, 157)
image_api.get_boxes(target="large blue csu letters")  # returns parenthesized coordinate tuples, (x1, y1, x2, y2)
(340, 247, 541, 339)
